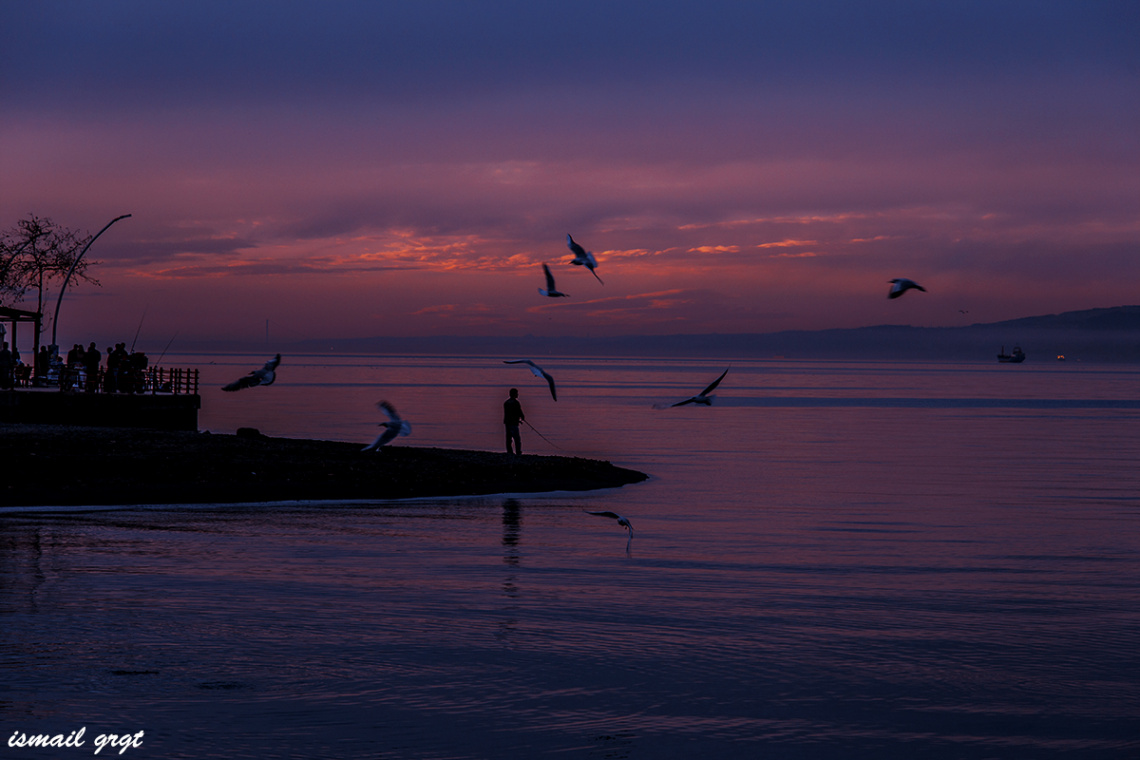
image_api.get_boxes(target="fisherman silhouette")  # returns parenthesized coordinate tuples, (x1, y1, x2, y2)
(504, 387, 524, 455)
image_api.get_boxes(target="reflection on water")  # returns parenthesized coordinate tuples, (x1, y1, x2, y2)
(2, 357, 1140, 758)
(499, 499, 522, 645)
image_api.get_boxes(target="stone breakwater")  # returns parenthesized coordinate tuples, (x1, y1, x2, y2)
(0, 424, 648, 507)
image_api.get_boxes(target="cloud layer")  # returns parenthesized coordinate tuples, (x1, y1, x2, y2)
(2, 2, 1137, 344)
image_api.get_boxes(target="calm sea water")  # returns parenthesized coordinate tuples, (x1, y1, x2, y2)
(3, 355, 1140, 759)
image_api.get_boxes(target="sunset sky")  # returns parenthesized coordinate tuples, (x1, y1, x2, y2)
(2, 2, 1137, 347)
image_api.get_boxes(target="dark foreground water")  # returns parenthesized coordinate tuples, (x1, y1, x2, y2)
(2, 357, 1139, 758)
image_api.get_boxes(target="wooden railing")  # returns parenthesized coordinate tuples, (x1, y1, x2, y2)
(54, 366, 199, 395)
(146, 367, 199, 395)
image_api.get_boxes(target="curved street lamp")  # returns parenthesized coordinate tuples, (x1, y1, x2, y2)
(50, 213, 131, 348)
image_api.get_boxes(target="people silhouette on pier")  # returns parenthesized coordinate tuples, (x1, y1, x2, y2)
(0, 341, 13, 390)
(34, 346, 50, 383)
(84, 343, 101, 393)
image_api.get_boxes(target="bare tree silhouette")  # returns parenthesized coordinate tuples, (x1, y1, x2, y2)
(0, 215, 100, 327)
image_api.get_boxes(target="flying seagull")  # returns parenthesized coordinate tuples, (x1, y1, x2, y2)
(362, 401, 412, 451)
(538, 263, 569, 298)
(669, 367, 729, 407)
(503, 359, 557, 401)
(888, 278, 926, 299)
(221, 354, 281, 391)
(585, 510, 634, 551)
(566, 234, 603, 284)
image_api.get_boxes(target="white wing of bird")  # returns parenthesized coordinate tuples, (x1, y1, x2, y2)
(585, 510, 634, 551)
(221, 353, 281, 391)
(503, 359, 557, 401)
(362, 400, 412, 451)
(669, 367, 729, 407)
(538, 263, 569, 298)
(888, 278, 926, 299)
(566, 234, 603, 284)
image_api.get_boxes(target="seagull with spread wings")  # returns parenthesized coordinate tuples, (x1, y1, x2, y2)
(585, 510, 634, 551)
(888, 278, 926, 299)
(221, 354, 281, 392)
(503, 359, 557, 401)
(538, 263, 569, 298)
(669, 367, 729, 407)
(362, 401, 412, 451)
(566, 234, 603, 284)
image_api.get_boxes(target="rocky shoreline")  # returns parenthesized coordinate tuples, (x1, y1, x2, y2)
(0, 424, 649, 508)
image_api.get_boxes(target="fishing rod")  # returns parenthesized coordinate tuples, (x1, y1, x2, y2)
(523, 419, 565, 451)
(155, 331, 179, 365)
(130, 307, 147, 352)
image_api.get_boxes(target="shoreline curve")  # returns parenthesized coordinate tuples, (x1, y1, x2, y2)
(0, 424, 650, 508)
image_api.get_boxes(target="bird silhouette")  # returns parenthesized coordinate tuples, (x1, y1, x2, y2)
(566, 234, 603, 284)
(362, 401, 412, 451)
(888, 278, 926, 299)
(221, 354, 281, 391)
(538, 263, 569, 298)
(585, 510, 634, 551)
(668, 368, 729, 407)
(503, 359, 557, 401)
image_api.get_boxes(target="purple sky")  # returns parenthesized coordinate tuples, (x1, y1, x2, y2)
(2, 1, 1138, 347)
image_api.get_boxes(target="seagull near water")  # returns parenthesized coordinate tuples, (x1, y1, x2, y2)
(585, 510, 634, 551)
(538, 263, 569, 298)
(888, 278, 926, 299)
(566, 234, 603, 284)
(221, 354, 281, 391)
(503, 359, 557, 401)
(668, 367, 729, 407)
(362, 401, 412, 451)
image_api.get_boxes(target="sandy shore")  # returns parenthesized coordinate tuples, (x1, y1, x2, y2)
(0, 424, 649, 507)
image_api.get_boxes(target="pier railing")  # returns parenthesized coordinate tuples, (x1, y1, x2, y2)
(145, 367, 199, 395)
(51, 366, 199, 395)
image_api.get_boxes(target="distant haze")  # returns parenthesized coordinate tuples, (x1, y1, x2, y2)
(157, 306, 1140, 364)
(2, 3, 1137, 349)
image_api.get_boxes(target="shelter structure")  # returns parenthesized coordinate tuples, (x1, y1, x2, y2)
(0, 305, 43, 356)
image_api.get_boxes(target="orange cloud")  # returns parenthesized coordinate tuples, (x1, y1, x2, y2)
(757, 239, 817, 248)
(688, 245, 740, 254)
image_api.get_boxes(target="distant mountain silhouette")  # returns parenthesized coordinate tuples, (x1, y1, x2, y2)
(978, 305, 1140, 332)
(189, 305, 1140, 362)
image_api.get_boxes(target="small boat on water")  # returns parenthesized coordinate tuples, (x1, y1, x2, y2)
(998, 345, 1026, 363)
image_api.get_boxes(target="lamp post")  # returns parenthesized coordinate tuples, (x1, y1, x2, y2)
(50, 213, 131, 349)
